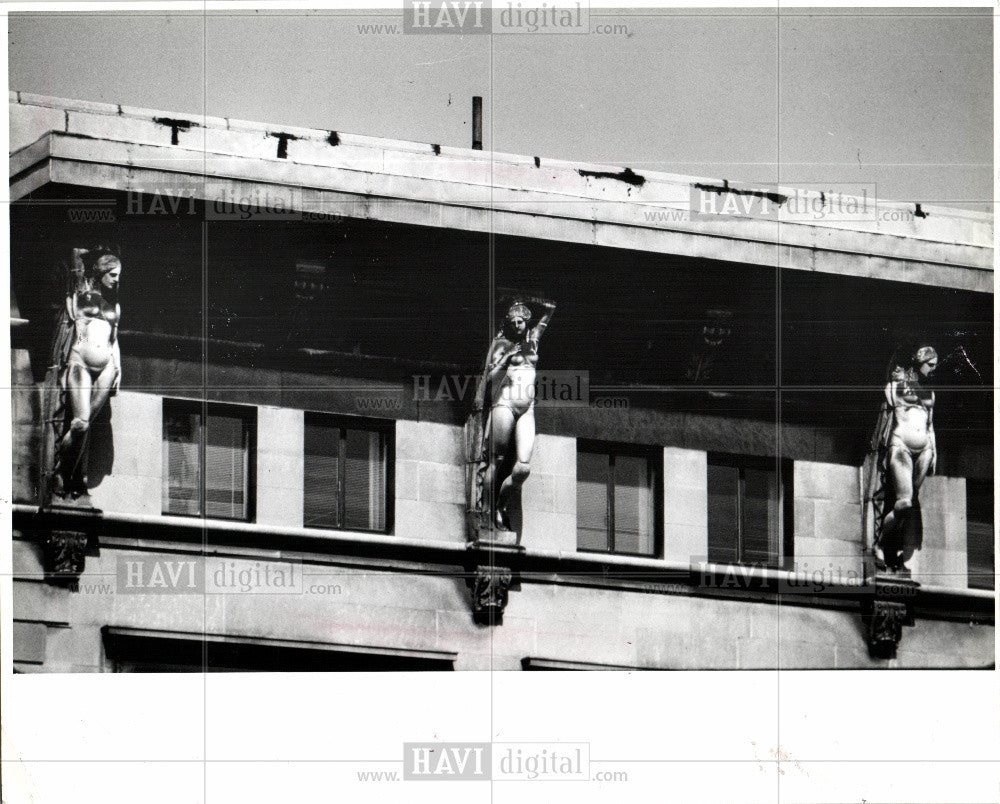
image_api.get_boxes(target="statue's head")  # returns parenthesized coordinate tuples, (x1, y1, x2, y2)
(504, 301, 532, 338)
(82, 246, 122, 293)
(913, 345, 938, 377)
(702, 309, 733, 346)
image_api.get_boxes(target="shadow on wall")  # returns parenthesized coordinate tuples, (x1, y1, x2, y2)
(87, 402, 115, 490)
(11, 347, 116, 503)
(12, 362, 42, 503)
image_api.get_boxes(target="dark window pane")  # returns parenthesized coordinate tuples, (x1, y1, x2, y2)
(707, 463, 739, 564)
(304, 420, 341, 529)
(577, 451, 609, 551)
(344, 429, 386, 531)
(204, 413, 248, 519)
(741, 467, 778, 566)
(708, 458, 786, 568)
(163, 410, 201, 516)
(304, 420, 388, 533)
(614, 455, 654, 555)
(967, 479, 995, 590)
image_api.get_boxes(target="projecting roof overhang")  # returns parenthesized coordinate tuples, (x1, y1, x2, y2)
(9, 93, 994, 293)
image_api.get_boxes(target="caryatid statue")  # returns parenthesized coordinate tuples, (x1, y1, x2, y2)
(43, 246, 123, 504)
(867, 345, 938, 574)
(468, 297, 556, 542)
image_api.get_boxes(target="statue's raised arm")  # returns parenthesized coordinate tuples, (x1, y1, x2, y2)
(527, 298, 556, 347)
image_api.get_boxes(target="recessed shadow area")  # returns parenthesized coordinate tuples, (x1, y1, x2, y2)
(102, 629, 455, 672)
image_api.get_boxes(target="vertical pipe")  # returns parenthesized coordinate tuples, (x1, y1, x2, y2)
(472, 96, 483, 150)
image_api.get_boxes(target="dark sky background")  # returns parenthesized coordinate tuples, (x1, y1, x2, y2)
(8, 8, 992, 211)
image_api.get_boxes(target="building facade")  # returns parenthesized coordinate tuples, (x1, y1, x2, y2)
(9, 92, 994, 672)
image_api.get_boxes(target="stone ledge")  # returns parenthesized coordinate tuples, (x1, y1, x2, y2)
(9, 93, 993, 256)
(12, 505, 993, 625)
(17, 92, 119, 115)
(12, 133, 991, 293)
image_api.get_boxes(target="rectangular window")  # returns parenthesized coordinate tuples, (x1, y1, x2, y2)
(707, 454, 792, 568)
(304, 414, 392, 533)
(577, 443, 661, 557)
(162, 400, 255, 521)
(102, 628, 454, 672)
(967, 479, 994, 590)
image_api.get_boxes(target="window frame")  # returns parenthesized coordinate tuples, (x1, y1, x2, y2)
(302, 412, 395, 535)
(576, 439, 664, 559)
(161, 398, 257, 523)
(706, 452, 794, 570)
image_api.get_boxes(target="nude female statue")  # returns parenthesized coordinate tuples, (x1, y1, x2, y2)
(872, 345, 938, 571)
(469, 298, 555, 536)
(48, 246, 123, 500)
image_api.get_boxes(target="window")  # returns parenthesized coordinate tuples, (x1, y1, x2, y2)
(967, 479, 994, 590)
(102, 628, 455, 672)
(521, 657, 643, 671)
(304, 414, 392, 533)
(707, 454, 792, 568)
(162, 400, 255, 521)
(577, 443, 661, 557)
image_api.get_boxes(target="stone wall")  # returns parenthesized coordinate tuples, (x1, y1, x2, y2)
(519, 434, 576, 552)
(663, 447, 708, 563)
(910, 476, 969, 588)
(793, 461, 864, 582)
(11, 346, 38, 504)
(395, 420, 466, 542)
(87, 392, 162, 515)
(13, 390, 980, 589)
(257, 407, 305, 528)
(12, 538, 994, 672)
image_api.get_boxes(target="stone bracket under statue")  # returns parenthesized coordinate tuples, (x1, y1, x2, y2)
(463, 542, 522, 626)
(466, 563, 517, 626)
(862, 573, 919, 660)
(33, 505, 103, 591)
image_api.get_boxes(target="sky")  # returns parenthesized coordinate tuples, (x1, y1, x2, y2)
(7, 7, 993, 211)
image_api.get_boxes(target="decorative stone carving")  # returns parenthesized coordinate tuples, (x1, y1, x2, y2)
(469, 565, 513, 625)
(861, 574, 919, 659)
(863, 345, 938, 575)
(466, 297, 555, 545)
(35, 499, 103, 590)
(863, 599, 908, 659)
(41, 530, 90, 590)
(41, 246, 123, 508)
